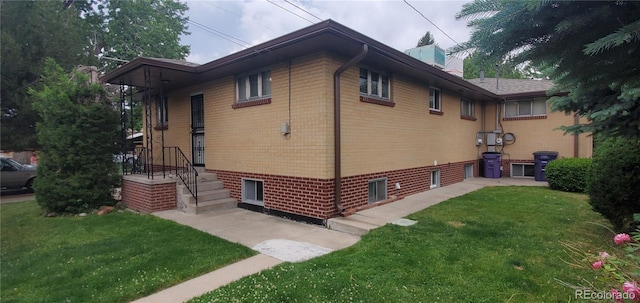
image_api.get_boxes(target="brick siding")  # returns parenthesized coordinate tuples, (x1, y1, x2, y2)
(121, 177, 177, 213)
(210, 159, 478, 220)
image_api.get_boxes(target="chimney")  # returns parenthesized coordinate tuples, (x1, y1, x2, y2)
(480, 71, 485, 83)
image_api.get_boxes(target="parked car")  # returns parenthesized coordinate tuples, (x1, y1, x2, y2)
(0, 156, 36, 191)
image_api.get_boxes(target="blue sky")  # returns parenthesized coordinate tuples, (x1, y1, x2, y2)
(180, 0, 472, 72)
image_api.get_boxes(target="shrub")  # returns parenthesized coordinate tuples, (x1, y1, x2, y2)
(30, 59, 120, 214)
(588, 137, 640, 232)
(546, 158, 592, 192)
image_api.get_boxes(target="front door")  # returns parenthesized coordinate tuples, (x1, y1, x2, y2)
(191, 94, 205, 166)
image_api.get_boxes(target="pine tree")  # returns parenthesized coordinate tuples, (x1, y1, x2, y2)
(416, 31, 435, 47)
(453, 0, 640, 137)
(30, 59, 120, 214)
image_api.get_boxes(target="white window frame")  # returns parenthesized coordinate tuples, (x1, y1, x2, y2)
(242, 178, 264, 206)
(429, 87, 441, 111)
(236, 69, 271, 102)
(156, 95, 168, 126)
(504, 98, 547, 118)
(368, 178, 387, 203)
(464, 164, 474, 179)
(359, 67, 390, 99)
(430, 169, 441, 189)
(511, 163, 535, 178)
(461, 99, 474, 117)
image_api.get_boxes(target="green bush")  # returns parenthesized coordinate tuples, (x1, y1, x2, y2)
(587, 137, 640, 232)
(30, 59, 120, 214)
(545, 158, 592, 192)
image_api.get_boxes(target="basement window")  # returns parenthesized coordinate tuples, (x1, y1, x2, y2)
(511, 163, 535, 178)
(242, 178, 264, 206)
(368, 178, 387, 203)
(464, 164, 474, 179)
(431, 169, 441, 189)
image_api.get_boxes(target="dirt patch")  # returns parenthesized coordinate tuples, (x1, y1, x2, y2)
(447, 221, 466, 228)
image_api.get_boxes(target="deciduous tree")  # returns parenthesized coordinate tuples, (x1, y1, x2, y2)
(1, 0, 190, 150)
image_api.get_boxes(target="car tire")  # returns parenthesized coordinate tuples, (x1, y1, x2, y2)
(26, 178, 35, 193)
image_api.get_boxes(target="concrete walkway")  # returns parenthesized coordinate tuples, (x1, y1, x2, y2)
(133, 177, 545, 303)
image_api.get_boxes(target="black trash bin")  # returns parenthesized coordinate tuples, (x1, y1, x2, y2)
(483, 152, 502, 178)
(533, 151, 559, 181)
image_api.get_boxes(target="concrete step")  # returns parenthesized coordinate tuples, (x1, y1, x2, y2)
(178, 181, 224, 194)
(197, 172, 218, 182)
(326, 217, 380, 236)
(183, 189, 231, 205)
(184, 198, 238, 215)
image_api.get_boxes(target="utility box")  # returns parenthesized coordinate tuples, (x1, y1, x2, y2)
(483, 152, 502, 178)
(533, 151, 559, 181)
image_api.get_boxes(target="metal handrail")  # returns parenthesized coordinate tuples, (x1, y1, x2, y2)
(122, 146, 198, 205)
(165, 146, 199, 205)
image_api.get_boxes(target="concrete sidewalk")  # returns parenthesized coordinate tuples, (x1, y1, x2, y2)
(133, 177, 545, 303)
(327, 177, 546, 235)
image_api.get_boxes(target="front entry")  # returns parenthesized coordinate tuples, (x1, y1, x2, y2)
(191, 94, 205, 166)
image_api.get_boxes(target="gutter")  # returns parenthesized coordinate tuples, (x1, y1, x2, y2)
(333, 44, 368, 213)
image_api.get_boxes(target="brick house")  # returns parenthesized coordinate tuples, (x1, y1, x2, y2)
(102, 20, 592, 224)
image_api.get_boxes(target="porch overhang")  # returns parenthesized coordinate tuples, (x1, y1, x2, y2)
(101, 19, 498, 102)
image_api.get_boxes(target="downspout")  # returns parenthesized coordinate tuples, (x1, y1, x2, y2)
(334, 44, 368, 213)
(573, 111, 580, 157)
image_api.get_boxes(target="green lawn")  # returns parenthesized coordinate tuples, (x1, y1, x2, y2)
(0, 201, 256, 303)
(191, 186, 614, 302)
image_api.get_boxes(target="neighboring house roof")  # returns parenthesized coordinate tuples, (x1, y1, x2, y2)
(126, 132, 143, 140)
(466, 78, 555, 99)
(101, 19, 498, 101)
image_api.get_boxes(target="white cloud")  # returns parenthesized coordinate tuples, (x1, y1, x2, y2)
(182, 0, 472, 64)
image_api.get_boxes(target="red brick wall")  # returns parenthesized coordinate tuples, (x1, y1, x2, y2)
(210, 170, 336, 219)
(121, 178, 177, 213)
(210, 159, 477, 220)
(340, 160, 477, 211)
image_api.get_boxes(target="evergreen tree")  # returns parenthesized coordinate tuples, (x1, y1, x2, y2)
(416, 31, 435, 47)
(462, 52, 525, 79)
(30, 59, 120, 214)
(453, 0, 640, 137)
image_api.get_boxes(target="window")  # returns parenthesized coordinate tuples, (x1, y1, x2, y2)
(368, 178, 387, 203)
(461, 99, 474, 117)
(360, 68, 390, 99)
(504, 98, 547, 117)
(511, 163, 535, 178)
(156, 95, 168, 127)
(430, 170, 441, 188)
(429, 87, 441, 111)
(242, 178, 264, 205)
(464, 164, 474, 179)
(237, 70, 271, 102)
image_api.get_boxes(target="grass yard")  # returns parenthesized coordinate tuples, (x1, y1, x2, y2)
(0, 201, 256, 303)
(192, 186, 615, 302)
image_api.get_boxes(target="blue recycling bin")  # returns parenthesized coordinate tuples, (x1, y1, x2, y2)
(533, 151, 559, 181)
(483, 152, 502, 178)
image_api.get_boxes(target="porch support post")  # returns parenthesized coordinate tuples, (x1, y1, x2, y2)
(144, 66, 154, 179)
(119, 80, 127, 175)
